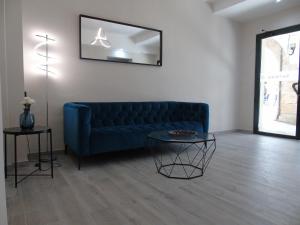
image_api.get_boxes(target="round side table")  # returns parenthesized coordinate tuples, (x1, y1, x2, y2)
(3, 126, 54, 187)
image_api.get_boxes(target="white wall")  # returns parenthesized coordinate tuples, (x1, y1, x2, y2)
(0, 0, 8, 223)
(1, 0, 25, 164)
(21, 0, 241, 154)
(239, 6, 300, 131)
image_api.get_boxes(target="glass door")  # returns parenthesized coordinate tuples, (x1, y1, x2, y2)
(254, 25, 300, 138)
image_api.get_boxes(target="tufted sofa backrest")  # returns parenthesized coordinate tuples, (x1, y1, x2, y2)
(77, 102, 208, 128)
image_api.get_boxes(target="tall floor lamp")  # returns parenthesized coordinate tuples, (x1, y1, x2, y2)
(35, 34, 56, 157)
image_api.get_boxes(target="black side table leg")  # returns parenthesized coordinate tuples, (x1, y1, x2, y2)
(14, 135, 17, 188)
(50, 130, 53, 178)
(38, 133, 41, 170)
(78, 155, 81, 170)
(4, 133, 7, 179)
(64, 144, 68, 155)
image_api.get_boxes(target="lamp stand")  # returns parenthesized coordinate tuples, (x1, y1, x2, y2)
(35, 34, 57, 161)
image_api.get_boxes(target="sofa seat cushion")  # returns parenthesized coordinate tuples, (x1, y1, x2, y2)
(90, 121, 203, 153)
(93, 121, 203, 134)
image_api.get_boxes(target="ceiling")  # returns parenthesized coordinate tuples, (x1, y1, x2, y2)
(204, 0, 300, 22)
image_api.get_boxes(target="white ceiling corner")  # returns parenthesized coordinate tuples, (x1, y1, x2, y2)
(203, 0, 300, 22)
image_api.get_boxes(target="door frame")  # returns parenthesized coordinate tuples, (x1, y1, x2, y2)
(253, 24, 300, 139)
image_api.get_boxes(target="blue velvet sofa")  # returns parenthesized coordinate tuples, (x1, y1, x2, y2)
(64, 101, 209, 169)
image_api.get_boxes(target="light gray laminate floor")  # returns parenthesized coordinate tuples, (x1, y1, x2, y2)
(5, 132, 300, 225)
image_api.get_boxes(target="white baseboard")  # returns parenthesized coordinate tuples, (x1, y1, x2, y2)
(213, 129, 253, 135)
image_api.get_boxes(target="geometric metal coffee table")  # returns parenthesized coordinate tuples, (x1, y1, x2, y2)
(147, 131, 216, 180)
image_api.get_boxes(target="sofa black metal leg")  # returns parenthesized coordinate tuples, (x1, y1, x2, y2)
(65, 144, 68, 155)
(78, 155, 81, 170)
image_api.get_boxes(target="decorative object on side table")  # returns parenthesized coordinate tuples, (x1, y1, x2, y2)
(19, 92, 35, 129)
(168, 130, 198, 137)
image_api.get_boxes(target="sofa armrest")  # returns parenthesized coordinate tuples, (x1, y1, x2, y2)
(64, 103, 91, 156)
(184, 102, 209, 133)
(199, 103, 209, 133)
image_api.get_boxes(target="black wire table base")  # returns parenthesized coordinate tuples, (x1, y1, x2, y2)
(148, 135, 216, 180)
